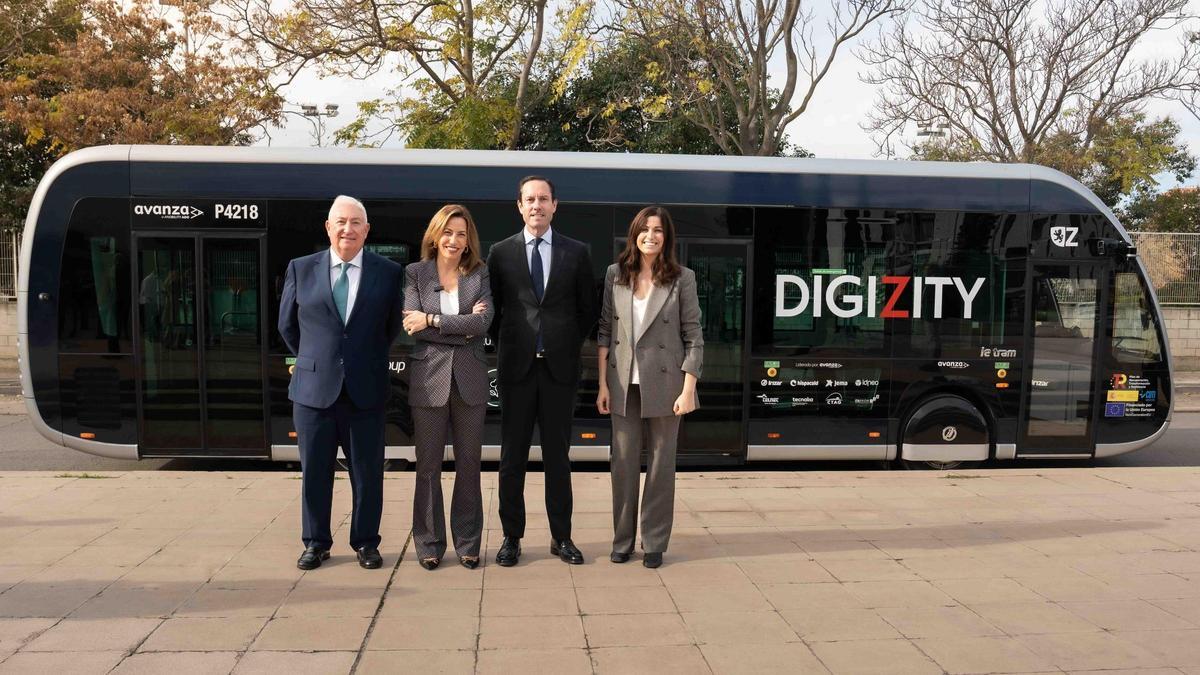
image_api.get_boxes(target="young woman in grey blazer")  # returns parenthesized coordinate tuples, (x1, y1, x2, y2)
(402, 205, 494, 570)
(596, 206, 703, 568)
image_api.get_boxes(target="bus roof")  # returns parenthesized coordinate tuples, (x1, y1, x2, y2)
(35, 144, 1122, 226)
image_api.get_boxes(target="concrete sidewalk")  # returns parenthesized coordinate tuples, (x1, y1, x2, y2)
(2, 469, 1200, 674)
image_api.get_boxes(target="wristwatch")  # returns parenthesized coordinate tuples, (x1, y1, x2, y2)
(432, 314, 441, 328)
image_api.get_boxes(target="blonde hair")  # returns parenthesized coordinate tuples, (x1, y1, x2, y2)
(421, 204, 483, 274)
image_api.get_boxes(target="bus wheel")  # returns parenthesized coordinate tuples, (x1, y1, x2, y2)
(899, 394, 990, 470)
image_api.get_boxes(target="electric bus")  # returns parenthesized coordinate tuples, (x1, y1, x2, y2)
(18, 146, 1173, 467)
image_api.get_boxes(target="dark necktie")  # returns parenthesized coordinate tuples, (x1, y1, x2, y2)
(333, 262, 350, 324)
(530, 238, 544, 353)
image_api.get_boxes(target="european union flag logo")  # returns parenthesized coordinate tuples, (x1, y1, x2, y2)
(1105, 403, 1126, 417)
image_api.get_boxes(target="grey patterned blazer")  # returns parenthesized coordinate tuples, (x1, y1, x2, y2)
(403, 260, 494, 407)
(597, 264, 704, 418)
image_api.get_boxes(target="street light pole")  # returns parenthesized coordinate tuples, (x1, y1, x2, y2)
(300, 103, 339, 147)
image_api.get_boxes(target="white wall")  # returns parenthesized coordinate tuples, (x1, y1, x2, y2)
(1163, 306, 1200, 370)
(0, 300, 16, 360)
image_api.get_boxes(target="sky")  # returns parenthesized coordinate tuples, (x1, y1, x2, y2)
(261, 15, 1200, 191)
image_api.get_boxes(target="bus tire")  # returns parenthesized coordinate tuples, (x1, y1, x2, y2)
(899, 394, 990, 470)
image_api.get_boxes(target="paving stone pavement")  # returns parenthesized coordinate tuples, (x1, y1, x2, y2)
(1, 467, 1200, 674)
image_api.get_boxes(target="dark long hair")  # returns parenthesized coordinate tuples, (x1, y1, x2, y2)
(615, 206, 681, 287)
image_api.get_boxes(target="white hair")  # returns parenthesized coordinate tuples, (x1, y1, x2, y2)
(328, 195, 368, 221)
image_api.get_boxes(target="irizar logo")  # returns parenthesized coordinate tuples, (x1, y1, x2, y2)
(775, 275, 986, 319)
(1051, 226, 1079, 247)
(135, 204, 204, 220)
(942, 426, 958, 442)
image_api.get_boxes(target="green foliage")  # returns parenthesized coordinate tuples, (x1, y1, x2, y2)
(0, 0, 281, 230)
(513, 36, 809, 156)
(914, 113, 1195, 209)
(1121, 187, 1200, 233)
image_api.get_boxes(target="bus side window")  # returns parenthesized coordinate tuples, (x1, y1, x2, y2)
(1111, 271, 1163, 363)
(1034, 278, 1063, 328)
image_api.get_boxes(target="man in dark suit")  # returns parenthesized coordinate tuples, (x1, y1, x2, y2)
(489, 176, 597, 566)
(279, 195, 403, 570)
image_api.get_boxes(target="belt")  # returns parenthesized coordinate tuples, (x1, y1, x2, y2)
(535, 352, 546, 359)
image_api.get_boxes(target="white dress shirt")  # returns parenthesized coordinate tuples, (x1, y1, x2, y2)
(329, 247, 364, 320)
(523, 227, 552, 289)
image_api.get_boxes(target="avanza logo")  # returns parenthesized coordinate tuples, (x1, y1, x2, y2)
(775, 275, 986, 319)
(134, 204, 204, 219)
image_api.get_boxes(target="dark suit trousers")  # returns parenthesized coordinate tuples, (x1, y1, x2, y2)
(499, 359, 577, 541)
(412, 382, 485, 560)
(294, 389, 385, 551)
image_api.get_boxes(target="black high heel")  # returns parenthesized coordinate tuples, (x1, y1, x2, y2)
(419, 557, 440, 570)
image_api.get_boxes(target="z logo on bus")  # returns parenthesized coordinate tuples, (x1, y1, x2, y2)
(1051, 226, 1079, 247)
(942, 426, 958, 442)
(134, 204, 203, 220)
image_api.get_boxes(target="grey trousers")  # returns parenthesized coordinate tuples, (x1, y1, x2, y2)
(611, 385, 680, 555)
(412, 385, 485, 560)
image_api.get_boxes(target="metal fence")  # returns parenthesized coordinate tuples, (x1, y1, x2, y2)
(1130, 231, 1200, 305)
(0, 230, 20, 301)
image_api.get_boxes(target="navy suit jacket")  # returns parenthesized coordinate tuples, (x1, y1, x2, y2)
(278, 249, 404, 410)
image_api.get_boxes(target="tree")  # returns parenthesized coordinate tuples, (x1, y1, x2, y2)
(223, 0, 566, 149)
(2, 0, 281, 151)
(614, 0, 902, 156)
(0, 0, 83, 230)
(0, 0, 281, 228)
(914, 112, 1196, 207)
(861, 0, 1200, 164)
(513, 35, 809, 155)
(1122, 186, 1200, 233)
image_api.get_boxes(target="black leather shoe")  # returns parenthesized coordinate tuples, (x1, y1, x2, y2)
(643, 552, 663, 568)
(296, 546, 330, 570)
(356, 546, 383, 569)
(496, 537, 521, 567)
(551, 539, 584, 565)
(610, 551, 630, 564)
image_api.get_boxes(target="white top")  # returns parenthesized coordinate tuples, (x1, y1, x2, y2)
(440, 287, 460, 315)
(523, 227, 552, 289)
(631, 292, 650, 385)
(328, 248, 364, 320)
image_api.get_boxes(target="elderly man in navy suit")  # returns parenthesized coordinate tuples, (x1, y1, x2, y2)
(279, 195, 404, 570)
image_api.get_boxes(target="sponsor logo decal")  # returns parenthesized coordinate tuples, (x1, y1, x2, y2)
(1105, 402, 1126, 417)
(134, 204, 204, 219)
(942, 426, 958, 442)
(1107, 390, 1138, 402)
(937, 361, 970, 369)
(825, 392, 843, 405)
(775, 275, 986, 319)
(1111, 373, 1129, 389)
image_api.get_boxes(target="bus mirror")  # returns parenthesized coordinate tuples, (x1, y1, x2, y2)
(1089, 238, 1136, 259)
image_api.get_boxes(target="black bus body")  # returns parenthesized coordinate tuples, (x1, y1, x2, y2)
(19, 146, 1173, 465)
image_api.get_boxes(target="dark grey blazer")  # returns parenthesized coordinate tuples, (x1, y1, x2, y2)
(403, 260, 494, 407)
(597, 264, 704, 418)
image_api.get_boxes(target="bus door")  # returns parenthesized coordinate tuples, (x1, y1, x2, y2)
(612, 238, 750, 461)
(1018, 261, 1110, 456)
(133, 233, 269, 457)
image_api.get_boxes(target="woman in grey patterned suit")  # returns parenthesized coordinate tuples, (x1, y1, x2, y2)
(402, 204, 494, 570)
(596, 206, 703, 569)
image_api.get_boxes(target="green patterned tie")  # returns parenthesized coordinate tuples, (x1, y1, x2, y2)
(333, 261, 349, 324)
